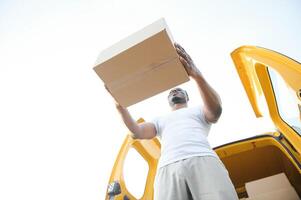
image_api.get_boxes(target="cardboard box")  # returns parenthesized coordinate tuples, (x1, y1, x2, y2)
(93, 18, 189, 107)
(248, 187, 299, 200)
(245, 173, 300, 200)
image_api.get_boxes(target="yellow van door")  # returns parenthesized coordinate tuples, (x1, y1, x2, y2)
(105, 119, 161, 200)
(231, 46, 301, 168)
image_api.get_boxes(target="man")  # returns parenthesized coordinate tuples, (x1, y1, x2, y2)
(107, 43, 238, 200)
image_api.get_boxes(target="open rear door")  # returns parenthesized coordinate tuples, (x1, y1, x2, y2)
(105, 119, 161, 200)
(231, 46, 301, 169)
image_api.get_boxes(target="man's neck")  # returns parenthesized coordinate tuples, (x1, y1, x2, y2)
(171, 103, 188, 111)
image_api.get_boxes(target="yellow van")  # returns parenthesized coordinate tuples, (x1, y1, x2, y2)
(105, 46, 301, 200)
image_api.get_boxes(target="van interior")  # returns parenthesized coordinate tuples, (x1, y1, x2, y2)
(215, 135, 301, 199)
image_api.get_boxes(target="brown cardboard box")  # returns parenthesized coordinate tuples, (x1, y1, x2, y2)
(248, 187, 300, 200)
(93, 18, 189, 107)
(245, 173, 300, 200)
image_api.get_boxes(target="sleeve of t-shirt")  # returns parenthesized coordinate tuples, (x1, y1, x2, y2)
(150, 117, 161, 138)
(198, 105, 212, 126)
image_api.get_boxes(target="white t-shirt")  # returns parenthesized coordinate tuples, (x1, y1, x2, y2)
(152, 105, 218, 169)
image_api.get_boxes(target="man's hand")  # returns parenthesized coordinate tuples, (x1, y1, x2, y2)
(175, 43, 201, 79)
(104, 85, 122, 108)
(104, 85, 157, 139)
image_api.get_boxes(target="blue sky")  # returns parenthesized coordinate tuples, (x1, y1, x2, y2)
(0, 0, 300, 199)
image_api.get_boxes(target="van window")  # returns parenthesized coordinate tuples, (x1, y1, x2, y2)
(123, 148, 149, 199)
(268, 67, 301, 135)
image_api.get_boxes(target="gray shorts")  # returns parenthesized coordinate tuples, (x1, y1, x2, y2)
(154, 156, 239, 200)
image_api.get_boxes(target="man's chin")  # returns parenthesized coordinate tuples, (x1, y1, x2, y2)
(170, 97, 187, 105)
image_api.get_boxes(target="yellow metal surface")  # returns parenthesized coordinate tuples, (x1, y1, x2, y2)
(215, 135, 301, 173)
(231, 46, 301, 155)
(105, 118, 160, 200)
(231, 46, 301, 117)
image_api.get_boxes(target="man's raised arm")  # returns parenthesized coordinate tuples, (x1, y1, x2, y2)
(175, 43, 222, 123)
(115, 104, 157, 139)
(105, 86, 157, 139)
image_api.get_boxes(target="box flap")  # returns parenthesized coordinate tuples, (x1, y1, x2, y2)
(95, 18, 174, 66)
(94, 29, 177, 85)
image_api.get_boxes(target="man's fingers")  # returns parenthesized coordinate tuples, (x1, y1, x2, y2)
(179, 56, 189, 68)
(105, 85, 114, 96)
(175, 43, 185, 52)
(105, 85, 121, 106)
(104, 85, 111, 93)
(176, 47, 191, 63)
(175, 46, 186, 57)
(175, 43, 194, 61)
(179, 56, 192, 76)
(175, 43, 185, 53)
